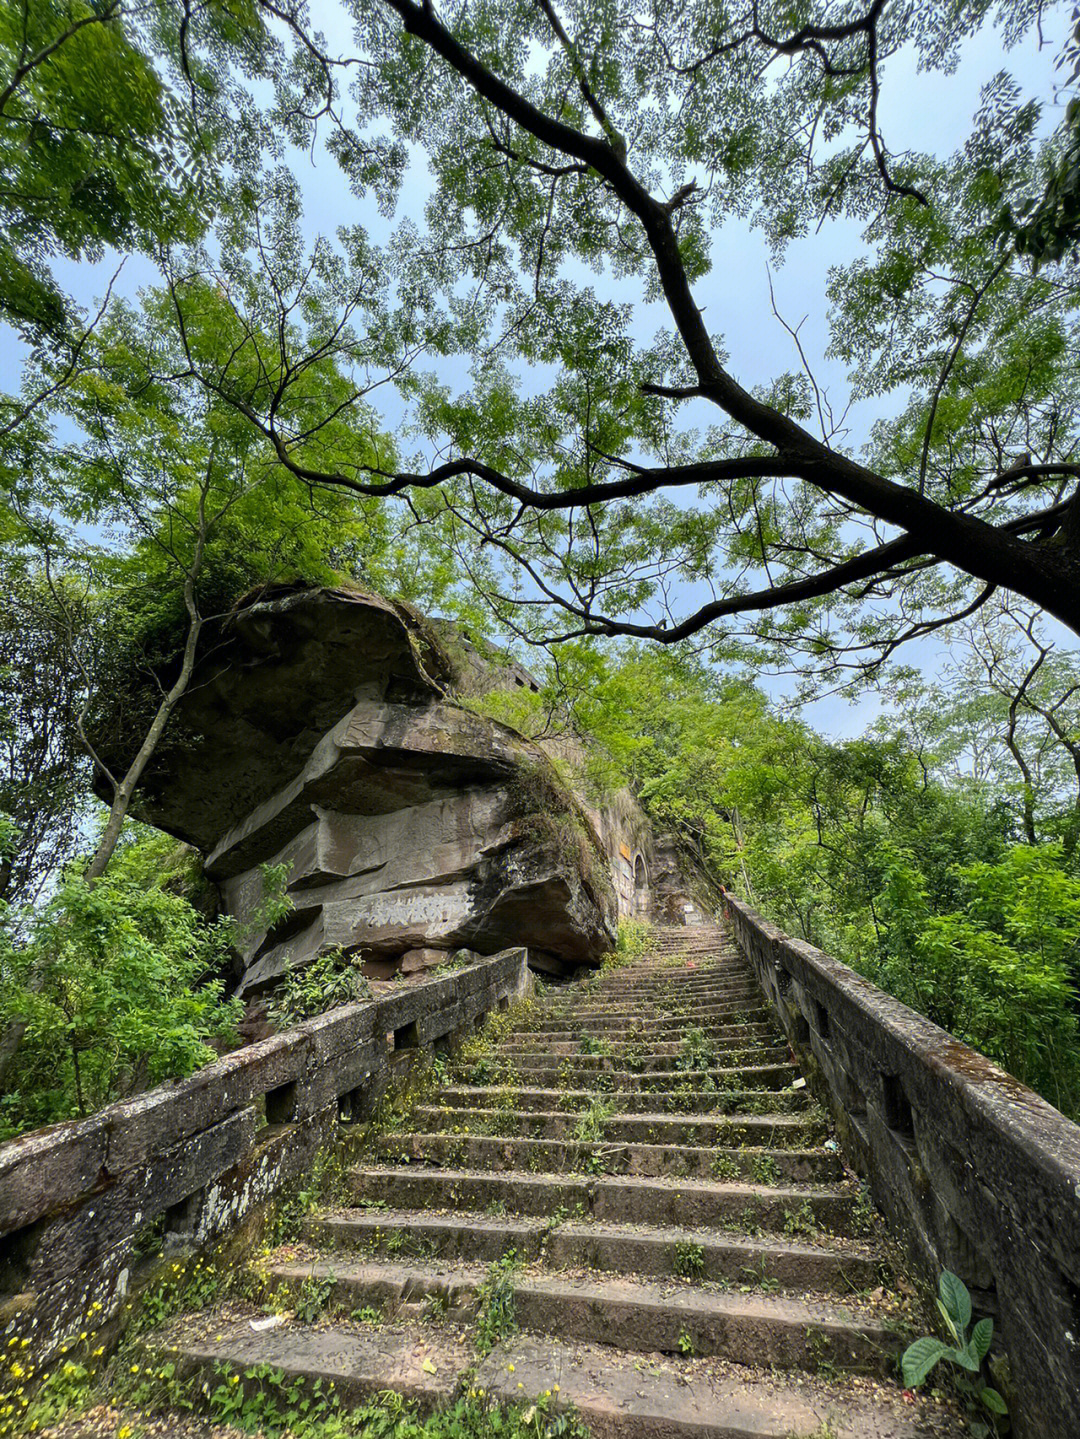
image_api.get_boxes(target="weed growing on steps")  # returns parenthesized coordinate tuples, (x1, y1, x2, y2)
(459, 993, 546, 1074)
(675, 1027, 718, 1072)
(294, 1270, 337, 1323)
(783, 1202, 819, 1238)
(710, 1152, 739, 1180)
(578, 1033, 612, 1057)
(804, 1326, 837, 1379)
(751, 1153, 782, 1186)
(572, 1095, 615, 1142)
(739, 1259, 779, 1294)
(620, 1032, 650, 1071)
(902, 1270, 1008, 1436)
(852, 1181, 878, 1237)
(130, 1356, 591, 1439)
(673, 1240, 705, 1277)
(609, 918, 654, 966)
(476, 1251, 522, 1355)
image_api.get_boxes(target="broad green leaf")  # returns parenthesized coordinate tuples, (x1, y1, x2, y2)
(901, 1336, 947, 1388)
(939, 1270, 972, 1332)
(980, 1387, 1008, 1415)
(945, 1344, 981, 1373)
(971, 1316, 993, 1361)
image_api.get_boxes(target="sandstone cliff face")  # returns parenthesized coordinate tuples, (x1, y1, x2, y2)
(99, 586, 618, 992)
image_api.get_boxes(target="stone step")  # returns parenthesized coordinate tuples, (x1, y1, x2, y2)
(512, 1019, 779, 1040)
(584, 975, 756, 992)
(469, 1061, 798, 1091)
(262, 1259, 901, 1374)
(488, 1048, 792, 1076)
(149, 1313, 466, 1413)
(379, 1131, 843, 1183)
(550, 1002, 773, 1022)
(314, 1209, 884, 1293)
(512, 1273, 900, 1374)
(497, 1036, 780, 1058)
(415, 1104, 828, 1148)
(126, 923, 958, 1439)
(434, 1085, 816, 1115)
(151, 1309, 946, 1439)
(474, 1334, 945, 1439)
(316, 1208, 551, 1264)
(348, 1167, 860, 1235)
(564, 983, 761, 1004)
(595, 968, 732, 981)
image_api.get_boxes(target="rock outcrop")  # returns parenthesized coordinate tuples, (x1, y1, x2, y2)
(97, 586, 618, 992)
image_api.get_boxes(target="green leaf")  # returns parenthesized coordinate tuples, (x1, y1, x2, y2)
(902, 1336, 947, 1388)
(939, 1270, 972, 1332)
(971, 1316, 993, 1361)
(980, 1387, 1008, 1415)
(945, 1344, 981, 1373)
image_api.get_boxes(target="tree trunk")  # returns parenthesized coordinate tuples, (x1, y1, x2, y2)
(83, 562, 204, 880)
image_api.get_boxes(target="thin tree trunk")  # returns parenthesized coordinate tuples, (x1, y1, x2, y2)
(1004, 700, 1038, 845)
(83, 531, 205, 880)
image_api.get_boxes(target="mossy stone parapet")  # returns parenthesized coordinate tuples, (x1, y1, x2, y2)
(723, 889, 1080, 1439)
(0, 947, 530, 1363)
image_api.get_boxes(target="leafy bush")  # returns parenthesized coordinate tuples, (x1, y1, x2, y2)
(871, 846, 1080, 1115)
(613, 917, 653, 965)
(0, 827, 240, 1138)
(902, 1270, 1007, 1435)
(268, 947, 374, 1028)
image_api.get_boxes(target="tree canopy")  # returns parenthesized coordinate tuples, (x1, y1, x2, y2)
(101, 0, 1079, 676)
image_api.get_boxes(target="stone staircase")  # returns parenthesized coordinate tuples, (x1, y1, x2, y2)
(153, 926, 960, 1437)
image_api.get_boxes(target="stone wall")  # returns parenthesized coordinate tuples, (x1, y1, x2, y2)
(723, 891, 1080, 1439)
(0, 948, 530, 1361)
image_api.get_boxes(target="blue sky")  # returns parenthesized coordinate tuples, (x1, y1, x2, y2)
(5, 2, 1073, 739)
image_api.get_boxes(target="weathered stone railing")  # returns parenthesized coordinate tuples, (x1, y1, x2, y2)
(0, 948, 530, 1359)
(723, 891, 1080, 1439)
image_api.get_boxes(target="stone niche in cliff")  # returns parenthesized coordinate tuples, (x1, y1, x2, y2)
(96, 586, 617, 992)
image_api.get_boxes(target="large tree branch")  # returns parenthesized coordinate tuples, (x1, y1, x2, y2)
(377, 0, 1080, 634)
(530, 532, 927, 643)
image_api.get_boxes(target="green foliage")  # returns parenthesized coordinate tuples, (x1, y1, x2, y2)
(673, 1240, 705, 1278)
(566, 642, 1080, 1117)
(868, 845, 1080, 1113)
(294, 1271, 336, 1324)
(476, 1251, 521, 1355)
(0, 825, 240, 1137)
(200, 1367, 589, 1439)
(268, 946, 374, 1028)
(578, 1033, 612, 1058)
(612, 918, 653, 965)
(0, 561, 91, 903)
(676, 1027, 717, 1073)
(902, 1271, 1007, 1435)
(572, 1095, 614, 1143)
(0, 0, 219, 338)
